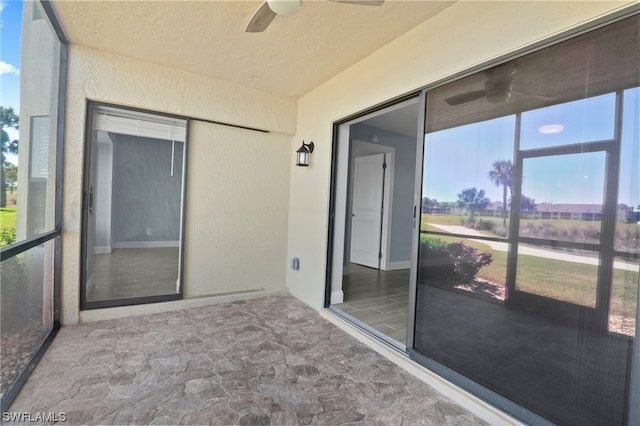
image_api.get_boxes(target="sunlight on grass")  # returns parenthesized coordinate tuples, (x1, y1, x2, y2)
(0, 208, 17, 229)
(420, 222, 638, 319)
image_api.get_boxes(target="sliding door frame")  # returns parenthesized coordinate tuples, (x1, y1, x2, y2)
(80, 101, 189, 310)
(325, 5, 639, 426)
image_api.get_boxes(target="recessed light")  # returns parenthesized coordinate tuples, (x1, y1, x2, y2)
(538, 124, 564, 134)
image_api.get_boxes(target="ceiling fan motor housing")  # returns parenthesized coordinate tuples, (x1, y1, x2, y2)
(485, 75, 515, 104)
(268, 0, 302, 16)
(485, 64, 517, 104)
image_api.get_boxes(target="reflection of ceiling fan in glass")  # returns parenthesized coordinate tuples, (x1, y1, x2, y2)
(245, 0, 385, 33)
(445, 64, 554, 106)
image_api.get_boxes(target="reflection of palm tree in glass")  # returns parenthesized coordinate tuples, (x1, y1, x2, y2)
(488, 160, 513, 226)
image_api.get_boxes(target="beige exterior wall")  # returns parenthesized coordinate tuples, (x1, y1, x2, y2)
(184, 121, 291, 298)
(286, 1, 636, 309)
(62, 46, 296, 325)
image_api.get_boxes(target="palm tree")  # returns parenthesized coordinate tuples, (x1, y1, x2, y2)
(488, 160, 513, 226)
(1, 106, 19, 207)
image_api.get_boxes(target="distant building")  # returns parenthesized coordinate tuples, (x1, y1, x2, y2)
(482, 202, 632, 222)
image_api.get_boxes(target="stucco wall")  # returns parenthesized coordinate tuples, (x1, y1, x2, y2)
(62, 46, 296, 325)
(286, 1, 636, 309)
(184, 121, 290, 298)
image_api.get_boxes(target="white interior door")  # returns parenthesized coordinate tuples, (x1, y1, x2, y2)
(350, 153, 385, 268)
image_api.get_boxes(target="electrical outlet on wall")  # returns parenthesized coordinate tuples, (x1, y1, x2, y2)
(146, 227, 152, 236)
(290, 257, 300, 270)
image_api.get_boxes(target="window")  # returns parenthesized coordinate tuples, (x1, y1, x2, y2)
(0, 0, 66, 411)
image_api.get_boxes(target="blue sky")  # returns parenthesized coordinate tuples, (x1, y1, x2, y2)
(1, 0, 22, 164)
(423, 89, 639, 208)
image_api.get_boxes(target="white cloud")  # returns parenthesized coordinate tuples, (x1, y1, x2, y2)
(0, 61, 19, 76)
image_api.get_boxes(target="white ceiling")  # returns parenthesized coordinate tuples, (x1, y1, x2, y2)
(52, 0, 455, 98)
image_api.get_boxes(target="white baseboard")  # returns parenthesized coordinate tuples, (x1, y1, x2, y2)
(385, 261, 410, 271)
(112, 240, 179, 249)
(331, 290, 344, 305)
(94, 246, 112, 255)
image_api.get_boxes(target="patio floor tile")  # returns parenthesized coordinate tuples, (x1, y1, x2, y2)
(8, 295, 487, 425)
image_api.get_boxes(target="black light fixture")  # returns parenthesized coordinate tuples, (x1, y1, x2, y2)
(296, 141, 314, 167)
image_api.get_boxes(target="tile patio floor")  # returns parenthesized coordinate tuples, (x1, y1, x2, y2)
(8, 295, 488, 425)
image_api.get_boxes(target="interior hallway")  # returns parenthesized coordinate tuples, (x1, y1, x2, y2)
(8, 296, 487, 425)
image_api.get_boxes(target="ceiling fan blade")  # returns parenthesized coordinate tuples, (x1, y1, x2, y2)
(511, 90, 555, 101)
(445, 90, 486, 106)
(245, 1, 277, 33)
(329, 0, 385, 6)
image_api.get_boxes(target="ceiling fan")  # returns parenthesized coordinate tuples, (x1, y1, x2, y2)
(445, 64, 553, 106)
(246, 0, 385, 33)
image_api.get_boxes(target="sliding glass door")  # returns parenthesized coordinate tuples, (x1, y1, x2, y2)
(412, 15, 639, 426)
(81, 103, 187, 309)
(326, 12, 638, 426)
(328, 98, 421, 347)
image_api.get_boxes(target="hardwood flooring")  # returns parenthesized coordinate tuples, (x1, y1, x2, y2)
(334, 263, 410, 345)
(87, 248, 179, 302)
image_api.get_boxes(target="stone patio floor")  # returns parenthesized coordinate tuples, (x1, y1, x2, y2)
(8, 295, 488, 425)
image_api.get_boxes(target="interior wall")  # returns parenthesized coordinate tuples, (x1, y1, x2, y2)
(110, 134, 183, 244)
(62, 45, 296, 325)
(351, 125, 416, 265)
(286, 1, 635, 310)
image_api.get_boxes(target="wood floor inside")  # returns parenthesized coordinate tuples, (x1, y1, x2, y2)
(334, 263, 410, 345)
(87, 247, 179, 302)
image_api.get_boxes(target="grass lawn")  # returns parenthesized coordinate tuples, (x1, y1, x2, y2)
(420, 223, 638, 319)
(0, 207, 16, 229)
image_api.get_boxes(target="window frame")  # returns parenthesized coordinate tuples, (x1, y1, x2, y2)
(0, 0, 67, 412)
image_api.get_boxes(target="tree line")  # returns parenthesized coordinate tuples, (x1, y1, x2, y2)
(423, 160, 537, 224)
(1, 106, 19, 208)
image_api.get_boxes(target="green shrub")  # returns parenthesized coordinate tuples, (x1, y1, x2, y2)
(474, 219, 496, 232)
(419, 237, 493, 284)
(0, 227, 16, 247)
(445, 241, 493, 283)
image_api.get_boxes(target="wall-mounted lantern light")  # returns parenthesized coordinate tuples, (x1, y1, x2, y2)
(296, 141, 314, 167)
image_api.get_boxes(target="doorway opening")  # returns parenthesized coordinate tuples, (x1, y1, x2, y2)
(328, 96, 421, 346)
(81, 103, 188, 309)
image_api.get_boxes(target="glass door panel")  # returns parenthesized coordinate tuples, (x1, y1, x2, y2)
(515, 152, 606, 306)
(83, 104, 186, 308)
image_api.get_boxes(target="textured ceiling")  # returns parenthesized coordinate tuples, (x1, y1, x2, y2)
(52, 0, 454, 98)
